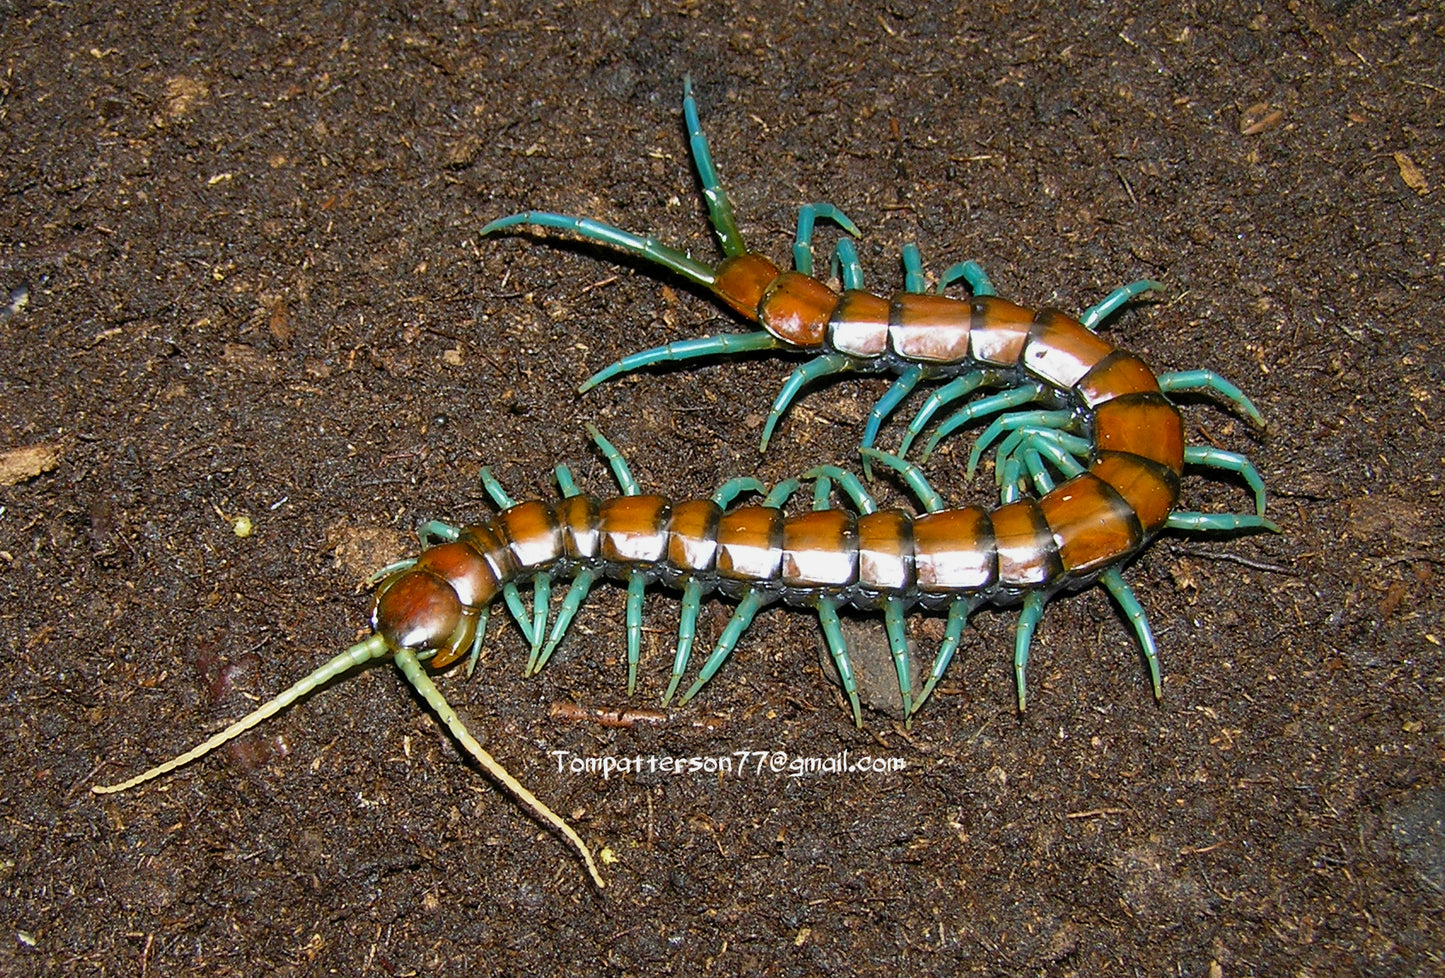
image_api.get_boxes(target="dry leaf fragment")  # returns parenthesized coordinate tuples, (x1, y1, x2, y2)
(0, 443, 61, 486)
(1239, 102, 1284, 136)
(1393, 152, 1428, 195)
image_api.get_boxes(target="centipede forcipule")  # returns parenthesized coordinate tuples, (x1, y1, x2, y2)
(93, 80, 1277, 888)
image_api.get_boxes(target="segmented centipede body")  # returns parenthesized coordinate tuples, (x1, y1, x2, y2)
(94, 81, 1277, 888)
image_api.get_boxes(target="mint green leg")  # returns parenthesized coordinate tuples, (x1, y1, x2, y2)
(1080, 280, 1163, 329)
(966, 409, 1075, 477)
(761, 354, 853, 451)
(913, 599, 969, 715)
(464, 606, 490, 678)
(479, 467, 540, 651)
(861, 366, 926, 474)
(1165, 511, 1282, 533)
(937, 260, 994, 296)
(683, 76, 747, 258)
(897, 372, 988, 458)
(532, 568, 595, 676)
(830, 238, 864, 291)
(901, 243, 927, 294)
(678, 589, 767, 705)
(1159, 369, 1265, 425)
(1099, 567, 1161, 700)
(480, 210, 717, 288)
(793, 203, 861, 276)
(859, 447, 944, 513)
(1014, 591, 1048, 712)
(884, 597, 915, 719)
(663, 578, 707, 705)
(1183, 445, 1270, 516)
(580, 331, 783, 394)
(626, 572, 646, 695)
(922, 383, 1048, 461)
(817, 599, 862, 728)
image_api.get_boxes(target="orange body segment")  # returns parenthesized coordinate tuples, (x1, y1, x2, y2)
(1088, 452, 1180, 533)
(912, 506, 995, 593)
(458, 522, 520, 583)
(990, 499, 1063, 587)
(1023, 309, 1117, 389)
(712, 253, 781, 319)
(415, 541, 501, 609)
(891, 293, 973, 363)
(757, 272, 838, 346)
(1075, 351, 1161, 408)
(371, 570, 465, 653)
(827, 290, 890, 358)
(1093, 393, 1185, 473)
(856, 509, 914, 593)
(715, 506, 784, 581)
(1037, 473, 1144, 575)
(498, 500, 563, 570)
(598, 495, 670, 564)
(969, 297, 1036, 365)
(666, 498, 722, 572)
(554, 495, 600, 560)
(780, 509, 857, 587)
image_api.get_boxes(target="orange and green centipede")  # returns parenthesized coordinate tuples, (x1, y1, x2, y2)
(93, 81, 1278, 889)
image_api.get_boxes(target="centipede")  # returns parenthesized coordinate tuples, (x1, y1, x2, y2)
(92, 80, 1278, 889)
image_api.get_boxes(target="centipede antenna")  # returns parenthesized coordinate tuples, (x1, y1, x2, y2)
(391, 647, 605, 889)
(1080, 279, 1163, 330)
(683, 76, 747, 259)
(579, 331, 783, 394)
(1159, 370, 1266, 426)
(480, 211, 718, 290)
(761, 354, 854, 452)
(93, 636, 393, 795)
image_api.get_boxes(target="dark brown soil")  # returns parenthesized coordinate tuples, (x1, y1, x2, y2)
(3, 2, 1442, 975)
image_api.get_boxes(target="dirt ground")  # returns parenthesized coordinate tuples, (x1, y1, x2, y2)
(1, 1, 1441, 975)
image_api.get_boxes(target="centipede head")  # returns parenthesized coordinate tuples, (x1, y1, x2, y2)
(713, 256, 835, 349)
(370, 568, 473, 664)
